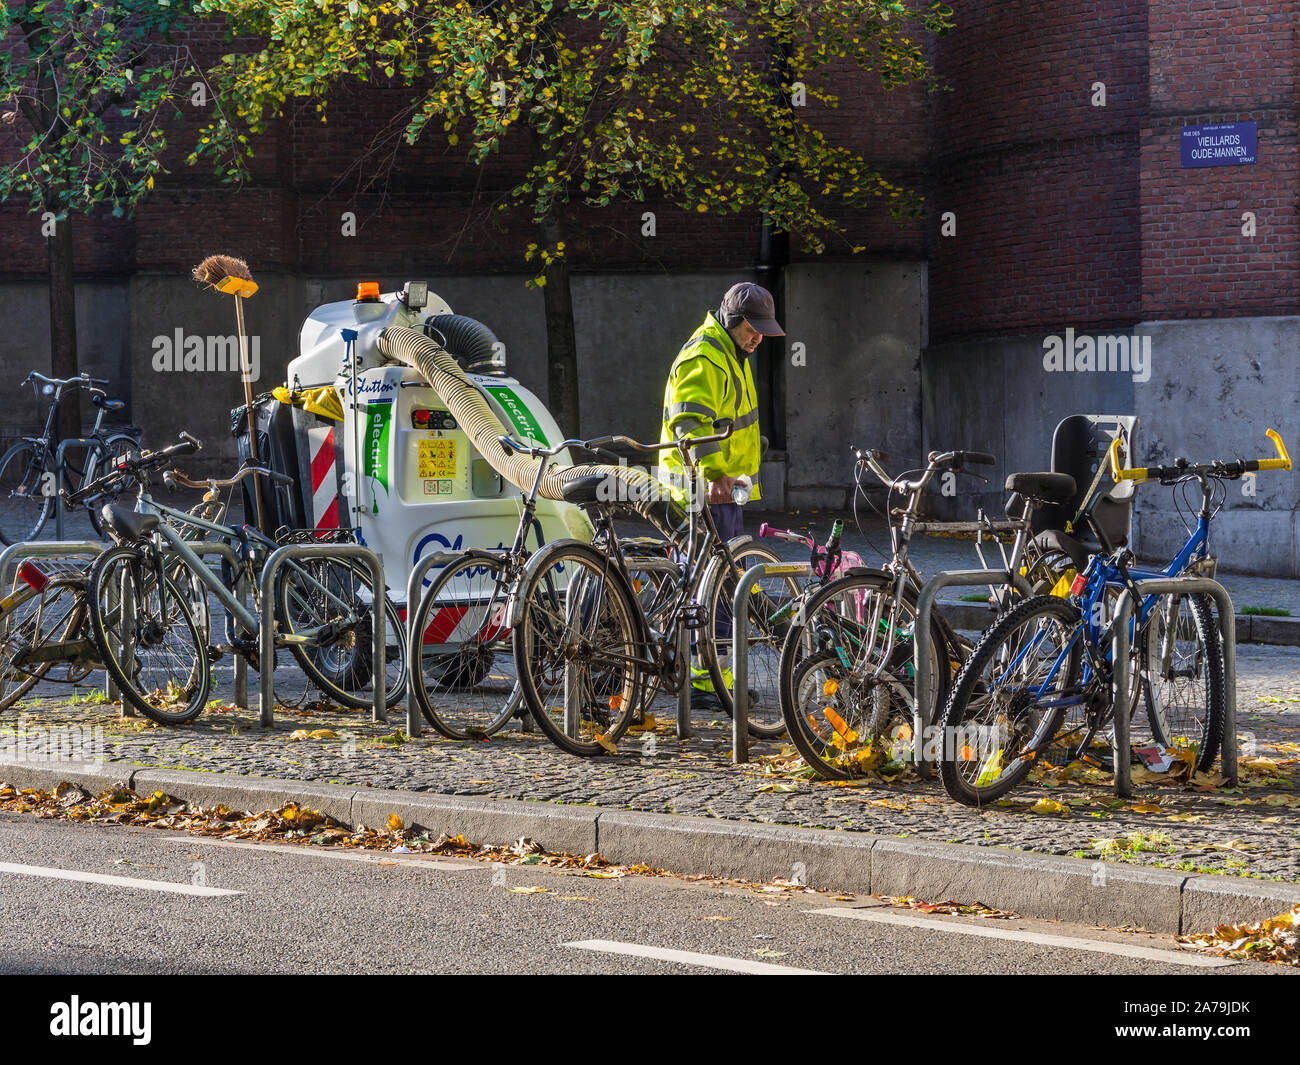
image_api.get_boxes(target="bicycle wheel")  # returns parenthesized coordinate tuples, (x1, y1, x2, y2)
(84, 435, 140, 538)
(1140, 592, 1225, 770)
(0, 577, 92, 710)
(778, 572, 948, 779)
(938, 595, 1084, 805)
(409, 552, 521, 739)
(513, 542, 642, 757)
(274, 557, 407, 708)
(87, 545, 210, 724)
(700, 539, 801, 737)
(0, 441, 54, 545)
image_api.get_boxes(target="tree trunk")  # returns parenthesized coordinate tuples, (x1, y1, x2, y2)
(540, 211, 580, 437)
(47, 212, 81, 441)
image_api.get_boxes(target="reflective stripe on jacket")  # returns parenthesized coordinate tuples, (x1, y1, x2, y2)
(659, 312, 762, 502)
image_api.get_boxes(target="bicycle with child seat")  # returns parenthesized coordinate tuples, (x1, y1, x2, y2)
(0, 371, 141, 545)
(63, 433, 406, 724)
(937, 429, 1292, 806)
(776, 446, 1083, 780)
(503, 422, 802, 756)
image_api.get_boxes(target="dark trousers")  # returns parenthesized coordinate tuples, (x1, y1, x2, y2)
(710, 502, 744, 543)
(709, 502, 744, 643)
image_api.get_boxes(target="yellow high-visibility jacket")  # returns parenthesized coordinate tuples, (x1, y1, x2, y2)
(659, 312, 762, 502)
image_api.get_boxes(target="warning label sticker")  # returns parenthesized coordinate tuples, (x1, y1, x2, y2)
(418, 439, 457, 479)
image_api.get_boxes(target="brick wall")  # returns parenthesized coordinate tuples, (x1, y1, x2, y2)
(1141, 0, 1299, 318)
(928, 0, 1148, 340)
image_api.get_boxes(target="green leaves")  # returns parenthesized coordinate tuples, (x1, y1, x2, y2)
(177, 0, 951, 258)
(1, 1, 225, 216)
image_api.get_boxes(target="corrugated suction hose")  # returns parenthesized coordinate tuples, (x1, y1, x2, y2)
(376, 326, 682, 533)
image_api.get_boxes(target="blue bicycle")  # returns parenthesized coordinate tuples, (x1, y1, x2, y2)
(938, 430, 1291, 805)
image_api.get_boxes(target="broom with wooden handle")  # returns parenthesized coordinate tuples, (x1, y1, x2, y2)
(192, 254, 269, 531)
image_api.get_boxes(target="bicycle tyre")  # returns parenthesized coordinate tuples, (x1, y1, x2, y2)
(87, 544, 210, 724)
(700, 538, 801, 738)
(408, 552, 521, 739)
(512, 541, 642, 757)
(938, 595, 1084, 806)
(0, 441, 54, 546)
(85, 434, 140, 538)
(1141, 592, 1225, 771)
(274, 557, 407, 708)
(778, 571, 950, 779)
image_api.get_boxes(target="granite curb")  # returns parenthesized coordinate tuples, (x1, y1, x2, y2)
(5, 757, 1298, 934)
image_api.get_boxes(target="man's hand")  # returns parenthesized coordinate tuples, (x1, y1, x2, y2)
(707, 476, 738, 504)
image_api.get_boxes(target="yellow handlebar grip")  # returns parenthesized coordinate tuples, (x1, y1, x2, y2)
(1107, 436, 1123, 478)
(1265, 428, 1292, 471)
(1117, 466, 1148, 483)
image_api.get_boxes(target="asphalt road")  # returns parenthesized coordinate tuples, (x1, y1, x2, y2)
(0, 810, 1292, 981)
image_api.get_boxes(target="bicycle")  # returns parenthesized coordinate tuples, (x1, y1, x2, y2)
(0, 372, 141, 545)
(505, 423, 801, 756)
(936, 429, 1291, 806)
(65, 435, 407, 724)
(776, 447, 1081, 780)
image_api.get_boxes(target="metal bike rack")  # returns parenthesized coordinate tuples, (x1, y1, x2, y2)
(258, 543, 387, 728)
(0, 540, 111, 703)
(159, 542, 252, 712)
(729, 560, 814, 764)
(1112, 577, 1237, 796)
(52, 437, 107, 542)
(913, 569, 1033, 777)
(403, 550, 461, 738)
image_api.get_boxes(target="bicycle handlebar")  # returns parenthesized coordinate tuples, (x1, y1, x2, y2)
(24, 371, 109, 388)
(500, 421, 735, 461)
(65, 433, 203, 504)
(1109, 429, 1292, 484)
(165, 465, 293, 492)
(852, 445, 995, 493)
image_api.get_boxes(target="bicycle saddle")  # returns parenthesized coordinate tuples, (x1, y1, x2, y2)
(92, 394, 126, 412)
(560, 474, 614, 506)
(100, 504, 158, 541)
(1004, 472, 1077, 504)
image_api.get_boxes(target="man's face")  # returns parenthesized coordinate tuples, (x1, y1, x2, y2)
(728, 319, 763, 355)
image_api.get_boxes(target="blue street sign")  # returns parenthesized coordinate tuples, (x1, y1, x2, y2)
(1181, 121, 1257, 167)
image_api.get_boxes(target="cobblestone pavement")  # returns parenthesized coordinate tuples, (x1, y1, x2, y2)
(5, 503, 1299, 886)
(6, 643, 1299, 885)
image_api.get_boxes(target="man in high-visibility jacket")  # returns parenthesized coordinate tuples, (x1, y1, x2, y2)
(661, 282, 783, 696)
(660, 281, 782, 529)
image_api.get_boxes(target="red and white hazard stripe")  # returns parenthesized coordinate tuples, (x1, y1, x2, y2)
(308, 426, 340, 531)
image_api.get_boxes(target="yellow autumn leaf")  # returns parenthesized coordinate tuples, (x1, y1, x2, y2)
(1129, 802, 1162, 814)
(507, 886, 548, 894)
(387, 814, 404, 831)
(1031, 798, 1067, 815)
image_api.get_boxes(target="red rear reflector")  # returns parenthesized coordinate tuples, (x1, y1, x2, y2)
(18, 561, 48, 591)
(1069, 573, 1087, 597)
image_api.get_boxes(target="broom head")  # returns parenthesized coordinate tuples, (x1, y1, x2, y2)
(193, 254, 259, 298)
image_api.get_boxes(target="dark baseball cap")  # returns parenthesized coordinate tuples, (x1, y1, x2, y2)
(719, 282, 785, 336)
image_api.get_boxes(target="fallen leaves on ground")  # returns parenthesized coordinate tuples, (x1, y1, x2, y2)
(0, 781, 866, 903)
(879, 895, 1019, 919)
(1179, 905, 1300, 966)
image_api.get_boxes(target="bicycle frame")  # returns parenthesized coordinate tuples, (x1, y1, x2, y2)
(126, 490, 365, 648)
